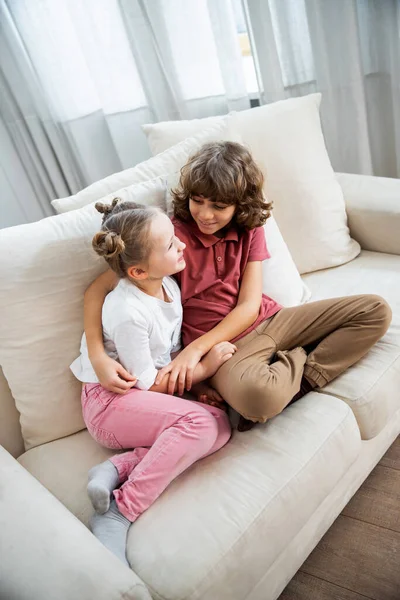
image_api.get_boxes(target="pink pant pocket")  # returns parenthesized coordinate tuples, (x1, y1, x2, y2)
(88, 425, 123, 450)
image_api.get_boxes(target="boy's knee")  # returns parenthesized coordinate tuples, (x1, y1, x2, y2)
(367, 294, 392, 333)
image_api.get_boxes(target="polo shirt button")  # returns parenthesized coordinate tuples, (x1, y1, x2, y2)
(217, 256, 222, 262)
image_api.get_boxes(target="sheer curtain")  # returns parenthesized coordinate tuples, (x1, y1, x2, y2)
(246, 0, 400, 180)
(1, 0, 400, 228)
(0, 0, 251, 227)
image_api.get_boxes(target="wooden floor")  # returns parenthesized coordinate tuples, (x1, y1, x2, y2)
(279, 437, 400, 600)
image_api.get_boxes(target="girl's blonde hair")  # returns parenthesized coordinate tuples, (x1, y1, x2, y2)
(92, 198, 158, 278)
(172, 141, 272, 229)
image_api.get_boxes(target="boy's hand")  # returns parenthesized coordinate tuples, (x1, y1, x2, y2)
(201, 342, 237, 379)
(155, 345, 204, 396)
(91, 354, 137, 394)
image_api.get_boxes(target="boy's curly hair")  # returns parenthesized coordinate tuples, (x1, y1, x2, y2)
(172, 141, 272, 229)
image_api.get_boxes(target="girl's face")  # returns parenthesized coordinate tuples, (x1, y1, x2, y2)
(189, 195, 236, 236)
(146, 212, 186, 279)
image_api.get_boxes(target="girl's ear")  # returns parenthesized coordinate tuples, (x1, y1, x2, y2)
(127, 265, 149, 281)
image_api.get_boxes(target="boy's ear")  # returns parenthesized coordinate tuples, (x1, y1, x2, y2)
(127, 265, 149, 281)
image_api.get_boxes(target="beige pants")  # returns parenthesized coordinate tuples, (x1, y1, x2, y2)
(211, 294, 392, 423)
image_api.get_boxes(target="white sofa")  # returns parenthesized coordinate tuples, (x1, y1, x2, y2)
(1, 91, 400, 600)
(1, 171, 400, 600)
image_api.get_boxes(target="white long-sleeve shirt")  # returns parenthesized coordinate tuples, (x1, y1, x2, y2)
(70, 276, 182, 390)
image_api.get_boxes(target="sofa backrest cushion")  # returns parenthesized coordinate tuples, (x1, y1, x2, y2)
(142, 114, 224, 156)
(52, 118, 238, 214)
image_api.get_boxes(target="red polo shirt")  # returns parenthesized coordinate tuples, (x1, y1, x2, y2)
(172, 217, 282, 347)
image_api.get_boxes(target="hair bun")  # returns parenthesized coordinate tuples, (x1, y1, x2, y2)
(95, 197, 121, 217)
(92, 230, 125, 259)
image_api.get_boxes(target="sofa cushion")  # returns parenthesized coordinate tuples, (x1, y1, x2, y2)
(52, 117, 239, 214)
(143, 114, 224, 156)
(260, 215, 310, 306)
(143, 94, 361, 274)
(302, 250, 400, 439)
(18, 430, 113, 524)
(18, 393, 360, 599)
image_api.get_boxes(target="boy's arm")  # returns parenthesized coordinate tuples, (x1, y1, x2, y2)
(84, 270, 136, 393)
(190, 261, 263, 353)
(150, 341, 236, 394)
(156, 261, 263, 395)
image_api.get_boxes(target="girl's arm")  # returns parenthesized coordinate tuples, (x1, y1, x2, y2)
(155, 261, 263, 395)
(84, 270, 136, 393)
(113, 315, 237, 396)
(149, 341, 236, 395)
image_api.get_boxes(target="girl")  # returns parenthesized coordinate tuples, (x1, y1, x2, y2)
(84, 142, 392, 433)
(70, 198, 232, 565)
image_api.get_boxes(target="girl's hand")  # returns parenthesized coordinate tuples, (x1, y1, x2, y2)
(155, 345, 204, 396)
(91, 354, 137, 394)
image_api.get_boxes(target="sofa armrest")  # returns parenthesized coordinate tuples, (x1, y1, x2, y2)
(336, 172, 400, 255)
(0, 366, 24, 458)
(0, 446, 151, 600)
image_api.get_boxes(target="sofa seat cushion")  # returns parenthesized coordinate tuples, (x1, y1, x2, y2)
(303, 250, 400, 440)
(18, 430, 114, 524)
(18, 394, 360, 600)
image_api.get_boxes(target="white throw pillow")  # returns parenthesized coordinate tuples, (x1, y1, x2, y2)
(0, 179, 167, 450)
(142, 114, 224, 156)
(52, 117, 239, 214)
(86, 176, 168, 212)
(261, 215, 310, 306)
(142, 94, 361, 274)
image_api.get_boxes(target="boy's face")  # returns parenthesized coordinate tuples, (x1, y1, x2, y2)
(189, 196, 236, 236)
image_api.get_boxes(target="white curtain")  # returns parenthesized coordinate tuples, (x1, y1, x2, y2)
(1, 0, 400, 228)
(246, 0, 400, 180)
(0, 0, 251, 227)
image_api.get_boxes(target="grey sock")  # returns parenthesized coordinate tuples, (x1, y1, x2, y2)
(90, 500, 131, 566)
(87, 460, 119, 514)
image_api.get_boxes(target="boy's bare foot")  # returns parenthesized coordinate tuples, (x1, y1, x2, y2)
(237, 416, 257, 432)
(191, 382, 229, 412)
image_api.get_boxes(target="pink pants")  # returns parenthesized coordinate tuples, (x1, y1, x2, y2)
(82, 384, 231, 521)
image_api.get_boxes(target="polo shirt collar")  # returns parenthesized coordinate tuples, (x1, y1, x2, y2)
(186, 219, 239, 247)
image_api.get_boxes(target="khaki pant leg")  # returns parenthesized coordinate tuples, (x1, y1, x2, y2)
(211, 294, 391, 422)
(264, 294, 392, 387)
(210, 330, 307, 422)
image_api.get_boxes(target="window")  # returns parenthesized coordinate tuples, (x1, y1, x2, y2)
(232, 0, 259, 94)
(233, 0, 315, 92)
